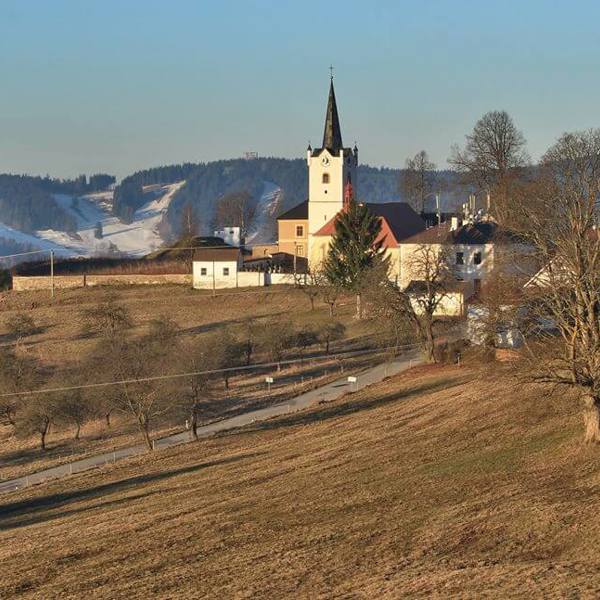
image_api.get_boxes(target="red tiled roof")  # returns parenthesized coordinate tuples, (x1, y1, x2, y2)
(314, 202, 425, 246)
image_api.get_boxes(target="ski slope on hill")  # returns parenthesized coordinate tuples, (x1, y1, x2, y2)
(0, 182, 185, 260)
(245, 182, 281, 245)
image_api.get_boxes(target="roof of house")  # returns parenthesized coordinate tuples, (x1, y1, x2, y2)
(400, 219, 521, 245)
(193, 247, 240, 262)
(277, 200, 309, 220)
(314, 202, 426, 245)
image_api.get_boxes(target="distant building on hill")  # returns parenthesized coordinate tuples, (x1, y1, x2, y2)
(214, 226, 244, 247)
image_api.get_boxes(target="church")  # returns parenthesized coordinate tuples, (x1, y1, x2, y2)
(276, 77, 426, 281)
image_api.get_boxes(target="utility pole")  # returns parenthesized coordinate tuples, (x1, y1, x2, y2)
(212, 260, 216, 297)
(50, 250, 55, 299)
(293, 243, 297, 276)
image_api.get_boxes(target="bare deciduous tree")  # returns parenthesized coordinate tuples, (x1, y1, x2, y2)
(449, 110, 529, 222)
(400, 150, 436, 213)
(180, 201, 200, 239)
(0, 347, 41, 431)
(81, 299, 132, 338)
(259, 323, 295, 371)
(294, 271, 320, 311)
(214, 191, 256, 236)
(5, 313, 37, 341)
(371, 245, 453, 363)
(318, 322, 346, 355)
(514, 129, 600, 443)
(54, 386, 91, 440)
(17, 397, 56, 450)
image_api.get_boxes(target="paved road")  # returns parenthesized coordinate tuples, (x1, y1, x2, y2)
(0, 351, 420, 495)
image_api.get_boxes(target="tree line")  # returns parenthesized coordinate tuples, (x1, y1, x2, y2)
(0, 301, 349, 451)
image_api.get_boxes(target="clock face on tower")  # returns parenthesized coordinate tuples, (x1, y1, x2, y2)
(321, 156, 330, 167)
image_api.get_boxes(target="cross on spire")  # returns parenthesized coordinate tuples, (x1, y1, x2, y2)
(329, 64, 334, 81)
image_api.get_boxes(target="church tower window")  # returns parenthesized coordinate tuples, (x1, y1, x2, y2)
(322, 173, 330, 184)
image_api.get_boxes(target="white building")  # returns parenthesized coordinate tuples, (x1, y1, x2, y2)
(192, 247, 242, 289)
(214, 226, 244, 247)
(398, 217, 528, 294)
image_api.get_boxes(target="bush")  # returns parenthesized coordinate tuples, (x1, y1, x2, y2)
(5, 313, 37, 338)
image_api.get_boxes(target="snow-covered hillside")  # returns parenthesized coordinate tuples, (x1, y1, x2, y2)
(0, 182, 184, 260)
(0, 178, 286, 263)
(245, 182, 281, 245)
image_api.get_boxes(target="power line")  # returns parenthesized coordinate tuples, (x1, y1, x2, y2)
(0, 344, 417, 399)
(0, 249, 53, 261)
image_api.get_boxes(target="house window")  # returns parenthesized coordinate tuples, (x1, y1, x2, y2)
(200, 267, 207, 276)
(473, 251, 482, 265)
(474, 278, 482, 294)
(456, 252, 464, 265)
(296, 245, 304, 257)
(296, 225, 304, 237)
(223, 267, 230, 276)
(322, 173, 330, 184)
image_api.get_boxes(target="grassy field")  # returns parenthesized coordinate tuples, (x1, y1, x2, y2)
(0, 285, 392, 480)
(1, 362, 598, 598)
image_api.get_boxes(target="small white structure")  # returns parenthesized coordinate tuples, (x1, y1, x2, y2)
(405, 280, 473, 318)
(214, 226, 243, 248)
(192, 247, 242, 290)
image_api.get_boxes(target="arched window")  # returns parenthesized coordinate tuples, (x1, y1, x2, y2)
(322, 173, 330, 184)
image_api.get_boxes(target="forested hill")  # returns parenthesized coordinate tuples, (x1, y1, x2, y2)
(0, 173, 115, 233)
(112, 157, 412, 232)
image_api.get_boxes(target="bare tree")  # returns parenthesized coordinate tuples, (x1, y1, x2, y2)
(294, 327, 318, 363)
(92, 314, 177, 450)
(449, 110, 529, 222)
(17, 397, 56, 450)
(294, 271, 320, 311)
(183, 339, 217, 441)
(259, 323, 295, 371)
(318, 322, 346, 355)
(81, 299, 132, 338)
(239, 319, 256, 366)
(5, 313, 37, 341)
(371, 245, 453, 363)
(514, 129, 600, 443)
(214, 191, 256, 236)
(180, 201, 200, 239)
(400, 150, 436, 213)
(54, 386, 91, 440)
(0, 347, 41, 431)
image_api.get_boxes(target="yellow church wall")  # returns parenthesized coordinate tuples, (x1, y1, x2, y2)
(277, 219, 309, 256)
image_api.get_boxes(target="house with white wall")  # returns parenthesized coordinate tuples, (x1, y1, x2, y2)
(398, 217, 528, 293)
(192, 247, 242, 289)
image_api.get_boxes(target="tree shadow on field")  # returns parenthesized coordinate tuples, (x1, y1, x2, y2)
(233, 377, 468, 435)
(179, 311, 287, 337)
(0, 450, 266, 531)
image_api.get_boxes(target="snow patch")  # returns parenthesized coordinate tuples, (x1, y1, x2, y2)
(245, 182, 281, 245)
(0, 181, 185, 262)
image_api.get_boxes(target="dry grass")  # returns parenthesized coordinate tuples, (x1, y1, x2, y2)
(1, 364, 598, 598)
(0, 285, 385, 480)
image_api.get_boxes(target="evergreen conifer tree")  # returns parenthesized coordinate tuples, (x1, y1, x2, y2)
(323, 199, 389, 318)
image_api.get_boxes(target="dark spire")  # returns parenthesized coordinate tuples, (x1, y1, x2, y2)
(322, 78, 343, 154)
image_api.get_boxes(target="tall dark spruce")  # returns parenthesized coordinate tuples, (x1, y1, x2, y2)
(323, 199, 388, 318)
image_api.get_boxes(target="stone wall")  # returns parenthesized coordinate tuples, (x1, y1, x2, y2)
(12, 273, 191, 291)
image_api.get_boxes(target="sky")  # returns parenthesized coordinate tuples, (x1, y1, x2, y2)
(1, 0, 600, 180)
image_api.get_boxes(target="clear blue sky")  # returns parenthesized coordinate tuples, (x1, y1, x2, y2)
(1, 0, 599, 180)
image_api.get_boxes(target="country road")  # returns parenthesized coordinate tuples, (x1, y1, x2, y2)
(0, 350, 420, 495)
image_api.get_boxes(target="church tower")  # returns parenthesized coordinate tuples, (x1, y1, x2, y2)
(307, 76, 358, 260)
